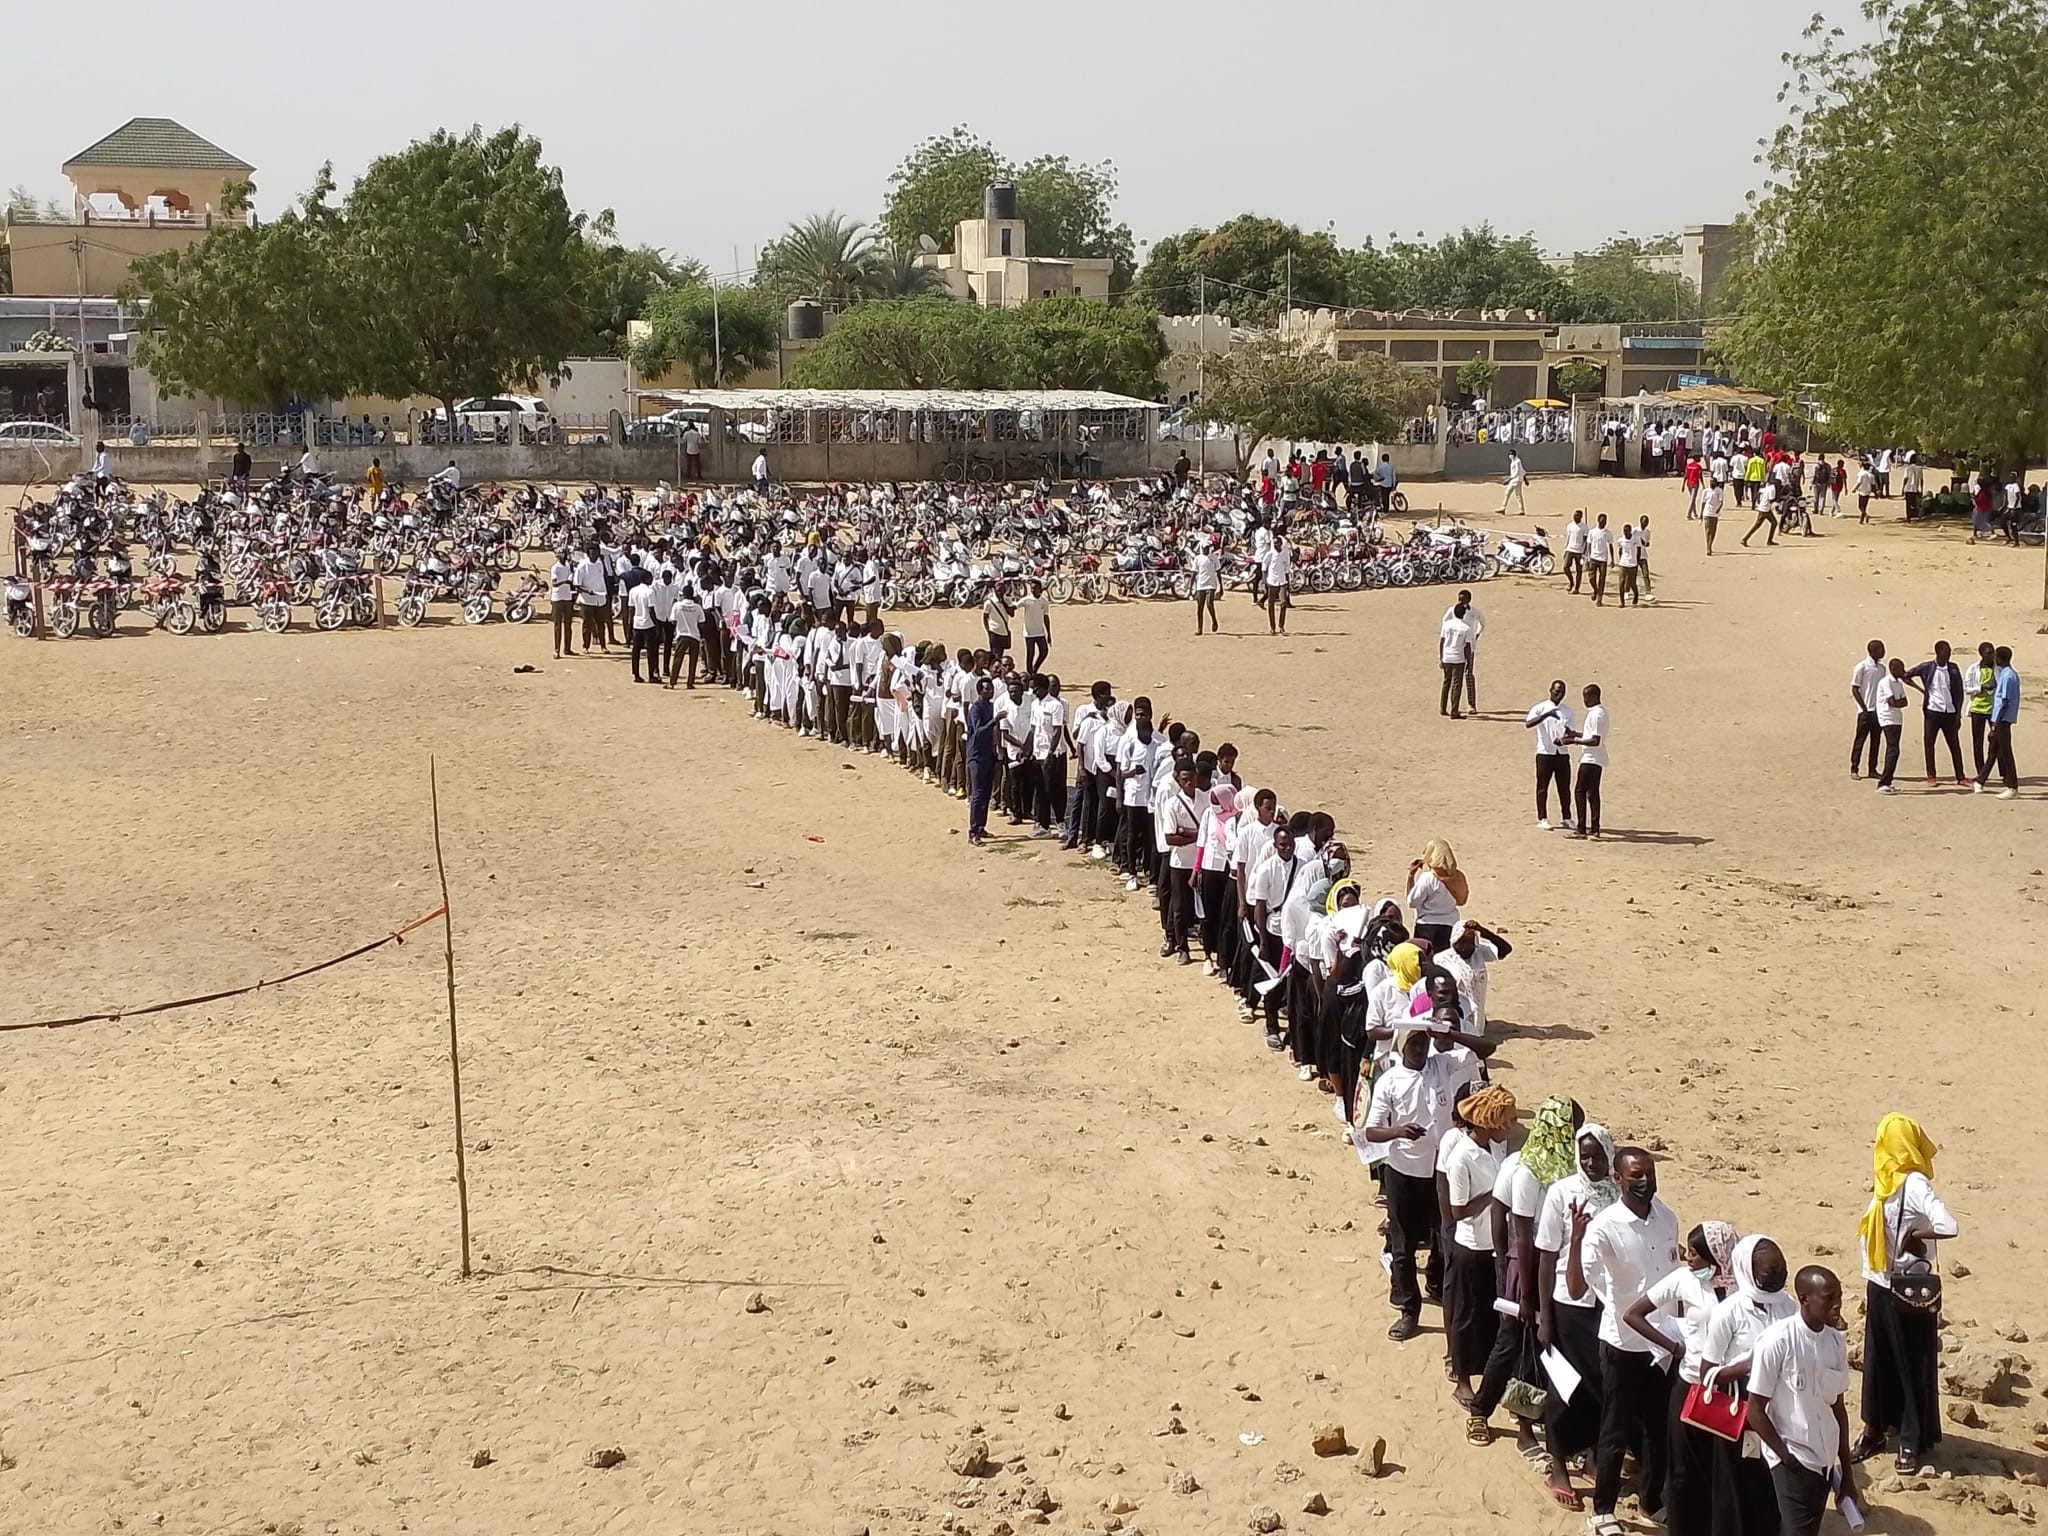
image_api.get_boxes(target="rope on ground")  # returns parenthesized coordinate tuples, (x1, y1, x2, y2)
(0, 903, 448, 1034)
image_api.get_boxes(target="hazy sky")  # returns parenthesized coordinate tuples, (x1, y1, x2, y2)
(7, 0, 1831, 278)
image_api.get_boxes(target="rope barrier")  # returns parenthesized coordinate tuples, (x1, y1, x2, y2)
(0, 903, 448, 1034)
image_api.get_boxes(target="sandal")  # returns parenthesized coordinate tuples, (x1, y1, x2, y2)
(1465, 1415, 1491, 1446)
(1543, 1481, 1582, 1511)
(1585, 1516, 1625, 1536)
(1847, 1430, 1886, 1464)
(1895, 1447, 1918, 1472)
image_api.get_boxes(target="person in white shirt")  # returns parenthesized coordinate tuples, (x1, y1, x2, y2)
(625, 575, 660, 682)
(1747, 1268, 1857, 1536)
(648, 566, 680, 682)
(1872, 657, 1909, 793)
(1014, 580, 1053, 674)
(1741, 476, 1780, 548)
(1698, 1235, 1799, 1528)
(1441, 589, 1484, 712)
(1584, 514, 1614, 604)
(1525, 679, 1575, 829)
(1114, 702, 1167, 891)
(548, 549, 578, 658)
(680, 422, 704, 479)
(296, 446, 321, 481)
(1851, 1113, 1957, 1471)
(428, 460, 461, 491)
(572, 545, 610, 653)
(1567, 1145, 1683, 1526)
(1623, 1220, 1742, 1523)
(1562, 684, 1610, 839)
(1026, 673, 1069, 837)
(1535, 1122, 1619, 1506)
(1244, 825, 1306, 1046)
(1067, 680, 1116, 855)
(1261, 533, 1292, 635)
(668, 585, 705, 688)
(1439, 600, 1475, 719)
(1439, 919, 1510, 1031)
(1847, 639, 1886, 780)
(1700, 479, 1725, 554)
(1563, 510, 1589, 594)
(1156, 756, 1203, 963)
(751, 450, 770, 493)
(1442, 1084, 1516, 1405)
(1615, 522, 1644, 608)
(1192, 540, 1222, 634)
(1500, 449, 1528, 515)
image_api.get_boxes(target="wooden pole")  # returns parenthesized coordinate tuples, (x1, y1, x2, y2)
(429, 757, 473, 1278)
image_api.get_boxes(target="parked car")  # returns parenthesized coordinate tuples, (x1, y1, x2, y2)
(0, 421, 82, 447)
(432, 395, 550, 441)
(1157, 408, 1232, 443)
(626, 407, 770, 444)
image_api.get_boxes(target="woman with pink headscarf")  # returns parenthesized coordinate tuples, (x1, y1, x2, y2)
(1624, 1219, 1742, 1536)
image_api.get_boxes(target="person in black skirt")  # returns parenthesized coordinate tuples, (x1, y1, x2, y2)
(1442, 1086, 1517, 1410)
(1534, 1123, 1619, 1510)
(1850, 1113, 1957, 1472)
(1701, 1235, 1798, 1535)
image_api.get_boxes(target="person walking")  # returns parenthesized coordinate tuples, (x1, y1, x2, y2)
(1682, 453, 1703, 518)
(1015, 579, 1053, 674)
(1977, 645, 2020, 798)
(1585, 514, 1614, 605)
(1262, 531, 1293, 635)
(1192, 538, 1222, 634)
(1563, 510, 1588, 593)
(982, 585, 1012, 661)
(1525, 679, 1574, 829)
(1615, 523, 1644, 608)
(1439, 601, 1475, 719)
(1563, 685, 1609, 838)
(1701, 478, 1724, 554)
(751, 449, 770, 495)
(681, 420, 704, 480)
(1500, 449, 1528, 515)
(1904, 641, 1968, 786)
(1849, 640, 1887, 780)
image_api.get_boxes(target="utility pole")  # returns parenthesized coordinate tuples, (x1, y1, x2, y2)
(1197, 273, 1207, 477)
(711, 277, 722, 388)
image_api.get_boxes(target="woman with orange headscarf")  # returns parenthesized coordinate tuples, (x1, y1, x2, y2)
(1851, 1113, 1957, 1472)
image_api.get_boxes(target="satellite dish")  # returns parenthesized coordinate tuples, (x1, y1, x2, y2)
(917, 234, 939, 254)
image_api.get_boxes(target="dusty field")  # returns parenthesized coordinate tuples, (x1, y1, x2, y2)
(1, 474, 2042, 1536)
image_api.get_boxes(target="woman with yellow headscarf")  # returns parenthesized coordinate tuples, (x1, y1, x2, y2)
(1851, 1113, 1957, 1471)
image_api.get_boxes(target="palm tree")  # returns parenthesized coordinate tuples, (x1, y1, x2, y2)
(864, 243, 952, 300)
(758, 212, 880, 307)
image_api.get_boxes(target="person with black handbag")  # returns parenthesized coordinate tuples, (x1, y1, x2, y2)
(1850, 1113, 1957, 1473)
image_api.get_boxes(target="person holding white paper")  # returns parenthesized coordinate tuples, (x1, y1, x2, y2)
(1747, 1267, 1859, 1536)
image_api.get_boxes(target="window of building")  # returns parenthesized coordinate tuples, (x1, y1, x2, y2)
(1000, 228, 1012, 256)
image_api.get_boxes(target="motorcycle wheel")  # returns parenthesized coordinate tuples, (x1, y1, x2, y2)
(1362, 562, 1389, 590)
(1076, 574, 1104, 604)
(504, 596, 533, 625)
(289, 577, 315, 604)
(906, 579, 936, 609)
(1389, 491, 1409, 514)
(462, 593, 492, 625)
(200, 599, 227, 634)
(353, 594, 379, 627)
(89, 595, 117, 638)
(1287, 570, 1308, 595)
(1309, 565, 1336, 593)
(1047, 575, 1075, 604)
(50, 599, 78, 638)
(1336, 562, 1363, 592)
(397, 594, 427, 628)
(1170, 571, 1194, 600)
(1388, 559, 1417, 588)
(1133, 571, 1161, 600)
(12, 607, 36, 638)
(493, 543, 522, 571)
(315, 597, 348, 631)
(163, 600, 195, 636)
(260, 600, 292, 634)
(1532, 551, 1555, 576)
(372, 548, 399, 574)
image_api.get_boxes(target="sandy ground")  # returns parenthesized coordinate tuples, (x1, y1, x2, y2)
(2, 474, 2044, 1536)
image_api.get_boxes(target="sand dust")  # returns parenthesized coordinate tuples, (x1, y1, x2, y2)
(1, 475, 2042, 1534)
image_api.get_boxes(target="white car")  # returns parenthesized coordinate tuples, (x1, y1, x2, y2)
(0, 421, 82, 447)
(436, 395, 550, 439)
(632, 407, 770, 444)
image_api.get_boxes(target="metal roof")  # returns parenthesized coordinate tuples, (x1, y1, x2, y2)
(65, 118, 252, 173)
(633, 388, 1159, 412)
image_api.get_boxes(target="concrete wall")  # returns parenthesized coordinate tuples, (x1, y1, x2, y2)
(1444, 441, 1574, 478)
(4, 218, 220, 298)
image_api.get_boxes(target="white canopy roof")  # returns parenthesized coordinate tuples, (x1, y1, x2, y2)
(633, 387, 1159, 413)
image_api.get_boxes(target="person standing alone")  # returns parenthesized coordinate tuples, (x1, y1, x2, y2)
(1439, 601, 1475, 719)
(1500, 449, 1528, 516)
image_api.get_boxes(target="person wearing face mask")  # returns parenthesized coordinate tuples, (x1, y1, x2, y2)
(1534, 1124, 1619, 1511)
(1625, 1221, 1741, 1536)
(1569, 1148, 1683, 1534)
(1701, 1235, 1799, 1536)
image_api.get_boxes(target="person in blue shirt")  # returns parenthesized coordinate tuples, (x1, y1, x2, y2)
(1979, 646, 2021, 798)
(965, 676, 999, 844)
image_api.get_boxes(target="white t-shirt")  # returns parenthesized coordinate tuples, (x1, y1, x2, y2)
(1586, 525, 1614, 562)
(1873, 670, 1907, 728)
(1362, 1052, 1467, 1177)
(1032, 695, 1069, 758)
(549, 560, 576, 602)
(1443, 1135, 1504, 1251)
(573, 557, 609, 607)
(1262, 543, 1292, 584)
(1245, 850, 1304, 935)
(672, 597, 704, 638)
(1527, 700, 1572, 755)
(627, 585, 656, 630)
(1617, 531, 1643, 569)
(983, 594, 1010, 636)
(1014, 594, 1050, 639)
(1579, 705, 1611, 769)
(1748, 1317, 1852, 1475)
(1645, 1265, 1722, 1385)
(1438, 613, 1472, 663)
(1535, 1175, 1614, 1307)
(1849, 656, 1886, 712)
(1407, 868, 1460, 928)
(1116, 732, 1166, 808)
(1863, 1170, 1957, 1287)
(1492, 1150, 1544, 1225)
(1159, 788, 1201, 870)
(1193, 552, 1221, 592)
(1564, 520, 1589, 555)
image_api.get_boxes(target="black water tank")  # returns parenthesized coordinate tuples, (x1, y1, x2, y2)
(986, 181, 1018, 222)
(787, 299, 824, 341)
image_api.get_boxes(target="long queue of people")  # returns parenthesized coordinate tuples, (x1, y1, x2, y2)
(554, 523, 1964, 1536)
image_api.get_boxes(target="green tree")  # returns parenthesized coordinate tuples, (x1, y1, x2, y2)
(754, 212, 882, 307)
(578, 226, 705, 357)
(1132, 216, 1347, 325)
(343, 126, 592, 423)
(1555, 358, 1606, 399)
(1455, 356, 1501, 402)
(1564, 237, 1698, 322)
(880, 127, 1136, 291)
(1199, 336, 1436, 446)
(788, 299, 1009, 390)
(1725, 1, 2048, 467)
(219, 178, 255, 217)
(996, 297, 1164, 396)
(864, 243, 952, 300)
(1391, 226, 1577, 315)
(3, 185, 71, 295)
(629, 285, 779, 386)
(120, 169, 354, 406)
(1341, 238, 1417, 310)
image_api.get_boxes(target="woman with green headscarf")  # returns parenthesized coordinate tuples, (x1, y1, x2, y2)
(1851, 1113, 1956, 1472)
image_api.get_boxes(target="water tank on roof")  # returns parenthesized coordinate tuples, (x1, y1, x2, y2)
(985, 181, 1018, 222)
(787, 299, 824, 341)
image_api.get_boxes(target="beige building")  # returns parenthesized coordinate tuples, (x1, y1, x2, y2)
(4, 117, 253, 298)
(912, 183, 1114, 308)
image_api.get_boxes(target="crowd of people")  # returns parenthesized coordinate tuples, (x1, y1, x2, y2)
(525, 498, 1972, 1536)
(1847, 637, 2023, 797)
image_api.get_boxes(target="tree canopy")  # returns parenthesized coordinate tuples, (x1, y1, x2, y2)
(629, 285, 781, 387)
(1199, 337, 1436, 446)
(880, 127, 1136, 292)
(1724, 0, 2048, 466)
(578, 229, 705, 357)
(752, 212, 948, 309)
(788, 297, 1163, 396)
(1132, 216, 1346, 326)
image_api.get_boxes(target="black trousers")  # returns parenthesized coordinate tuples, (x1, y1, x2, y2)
(1035, 755, 1068, 829)
(1770, 1460, 1831, 1536)
(1008, 758, 1039, 822)
(1463, 642, 1477, 708)
(1024, 634, 1049, 674)
(1384, 1166, 1444, 1321)
(1163, 865, 1194, 955)
(1574, 763, 1604, 835)
(1470, 1311, 1524, 1418)
(1594, 1343, 1672, 1517)
(653, 617, 673, 678)
(1588, 558, 1609, 602)
(1197, 869, 1231, 959)
(1851, 710, 1880, 775)
(1564, 551, 1584, 591)
(1072, 769, 1111, 847)
(1118, 805, 1154, 879)
(1536, 753, 1572, 820)
(1924, 710, 1964, 779)
(1877, 721, 1902, 787)
(551, 598, 575, 652)
(1972, 713, 1991, 778)
(1440, 662, 1466, 717)
(1985, 721, 2018, 790)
